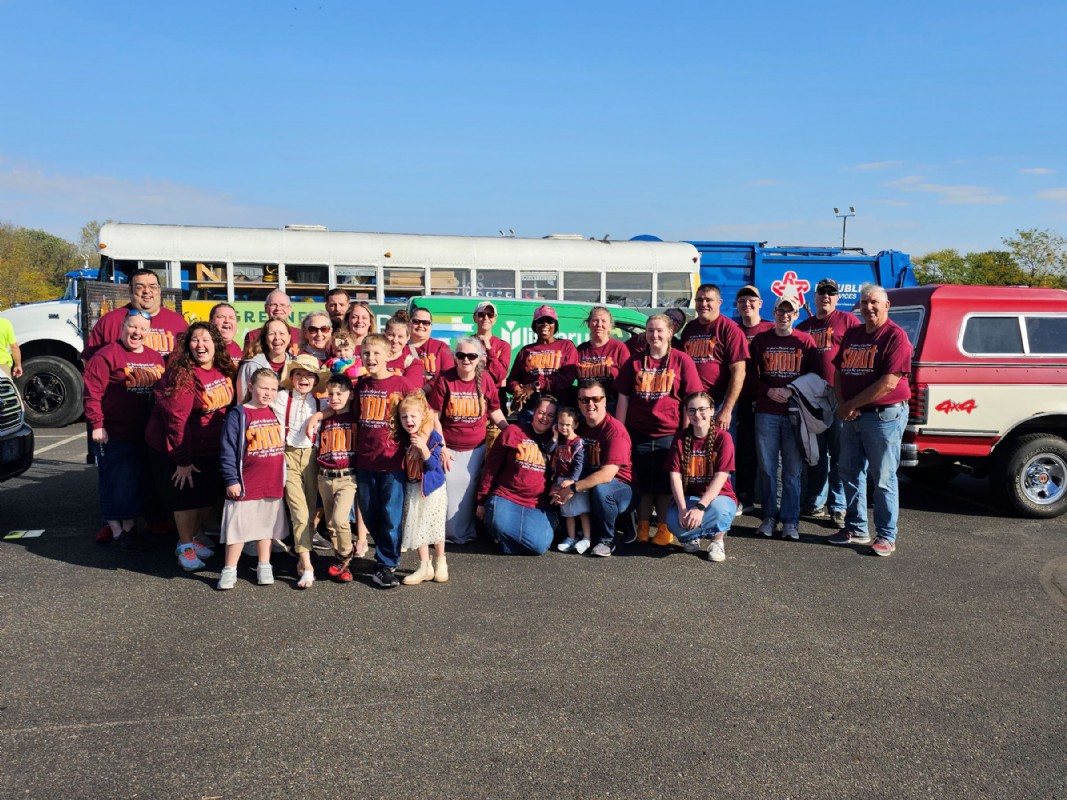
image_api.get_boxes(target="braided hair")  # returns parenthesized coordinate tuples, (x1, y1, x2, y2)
(453, 335, 488, 418)
(680, 391, 718, 486)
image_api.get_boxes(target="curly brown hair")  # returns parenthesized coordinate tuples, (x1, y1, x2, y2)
(164, 321, 237, 395)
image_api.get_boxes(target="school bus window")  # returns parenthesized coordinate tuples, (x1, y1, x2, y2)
(232, 262, 279, 302)
(521, 271, 558, 301)
(656, 272, 693, 308)
(607, 273, 652, 308)
(431, 268, 471, 296)
(476, 269, 516, 299)
(284, 264, 329, 302)
(181, 261, 228, 301)
(335, 266, 377, 301)
(563, 271, 601, 303)
(384, 267, 425, 304)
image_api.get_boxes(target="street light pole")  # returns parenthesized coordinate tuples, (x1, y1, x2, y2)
(833, 206, 856, 249)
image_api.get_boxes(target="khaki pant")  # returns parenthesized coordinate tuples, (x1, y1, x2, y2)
(318, 472, 356, 560)
(284, 446, 318, 554)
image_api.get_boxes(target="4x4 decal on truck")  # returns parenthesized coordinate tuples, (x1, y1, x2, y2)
(935, 399, 977, 414)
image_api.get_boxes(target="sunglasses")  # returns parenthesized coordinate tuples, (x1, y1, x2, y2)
(411, 318, 432, 326)
(577, 396, 605, 405)
(455, 352, 480, 362)
(475, 311, 496, 319)
(305, 325, 332, 334)
(126, 309, 151, 319)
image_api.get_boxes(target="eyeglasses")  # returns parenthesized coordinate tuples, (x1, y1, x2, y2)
(774, 308, 797, 316)
(411, 318, 432, 326)
(454, 352, 479, 362)
(305, 325, 332, 334)
(686, 406, 712, 415)
(577, 396, 605, 405)
(132, 284, 159, 293)
(126, 309, 151, 319)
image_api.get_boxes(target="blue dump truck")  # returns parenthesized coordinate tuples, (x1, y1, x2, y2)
(636, 237, 917, 318)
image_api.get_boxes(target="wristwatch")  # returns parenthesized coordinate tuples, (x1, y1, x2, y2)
(694, 502, 707, 511)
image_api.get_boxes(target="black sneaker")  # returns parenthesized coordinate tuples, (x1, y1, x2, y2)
(616, 510, 638, 545)
(372, 566, 400, 588)
(113, 527, 152, 552)
(804, 506, 831, 520)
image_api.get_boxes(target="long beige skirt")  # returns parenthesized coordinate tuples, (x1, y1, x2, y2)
(221, 497, 288, 544)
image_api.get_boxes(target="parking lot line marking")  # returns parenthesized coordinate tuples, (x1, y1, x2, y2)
(34, 433, 84, 456)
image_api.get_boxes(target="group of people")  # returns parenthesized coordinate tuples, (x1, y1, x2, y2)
(81, 270, 913, 592)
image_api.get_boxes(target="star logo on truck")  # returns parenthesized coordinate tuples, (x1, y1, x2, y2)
(771, 271, 810, 307)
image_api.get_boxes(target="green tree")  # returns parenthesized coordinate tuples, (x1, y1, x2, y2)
(1002, 228, 1067, 287)
(0, 222, 70, 308)
(78, 218, 113, 267)
(913, 248, 1025, 286)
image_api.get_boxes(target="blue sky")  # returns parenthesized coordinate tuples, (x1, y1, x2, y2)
(2, 0, 1065, 258)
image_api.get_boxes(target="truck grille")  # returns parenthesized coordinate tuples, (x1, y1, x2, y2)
(0, 378, 24, 434)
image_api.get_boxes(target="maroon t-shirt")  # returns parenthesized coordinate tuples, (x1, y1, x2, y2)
(577, 413, 633, 486)
(834, 321, 913, 407)
(225, 340, 244, 366)
(679, 316, 749, 403)
(83, 304, 188, 361)
(796, 309, 860, 387)
(413, 338, 454, 387)
(145, 366, 234, 464)
(507, 338, 579, 397)
(238, 405, 285, 500)
(242, 325, 303, 356)
(482, 335, 512, 390)
(82, 342, 166, 441)
(750, 329, 823, 415)
(386, 351, 425, 392)
(353, 373, 408, 471)
(427, 368, 502, 452)
(577, 338, 630, 387)
(739, 319, 775, 400)
(316, 410, 357, 472)
(615, 349, 703, 438)
(666, 428, 737, 501)
(477, 422, 554, 509)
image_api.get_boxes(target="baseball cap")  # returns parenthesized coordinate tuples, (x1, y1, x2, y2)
(736, 284, 761, 300)
(532, 304, 558, 324)
(815, 278, 839, 295)
(474, 300, 497, 316)
(775, 295, 800, 311)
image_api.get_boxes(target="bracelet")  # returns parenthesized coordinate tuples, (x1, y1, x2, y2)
(694, 502, 707, 511)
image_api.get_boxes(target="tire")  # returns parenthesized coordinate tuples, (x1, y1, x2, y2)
(17, 356, 84, 428)
(994, 433, 1067, 519)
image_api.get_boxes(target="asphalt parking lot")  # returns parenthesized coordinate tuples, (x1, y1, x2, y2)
(2, 425, 1065, 800)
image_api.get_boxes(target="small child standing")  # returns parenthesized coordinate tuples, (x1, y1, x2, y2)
(315, 373, 360, 582)
(396, 391, 449, 585)
(217, 368, 287, 590)
(325, 333, 364, 381)
(553, 407, 592, 554)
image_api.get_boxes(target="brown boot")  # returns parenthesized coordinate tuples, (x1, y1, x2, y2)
(636, 521, 651, 543)
(652, 523, 674, 546)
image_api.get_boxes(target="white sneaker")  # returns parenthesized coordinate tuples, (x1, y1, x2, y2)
(681, 539, 701, 554)
(557, 537, 578, 553)
(573, 539, 592, 555)
(217, 566, 237, 590)
(256, 562, 274, 585)
(782, 523, 800, 540)
(707, 540, 726, 562)
(296, 570, 315, 590)
(734, 505, 744, 518)
(757, 519, 776, 537)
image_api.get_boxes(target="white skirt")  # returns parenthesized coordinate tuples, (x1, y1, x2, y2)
(221, 496, 288, 544)
(401, 482, 447, 550)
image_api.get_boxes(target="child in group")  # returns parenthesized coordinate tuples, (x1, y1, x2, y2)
(217, 368, 288, 590)
(396, 390, 449, 585)
(553, 407, 592, 554)
(325, 332, 364, 381)
(665, 391, 738, 563)
(315, 373, 360, 582)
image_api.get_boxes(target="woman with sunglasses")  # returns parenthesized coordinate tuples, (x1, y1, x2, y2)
(409, 305, 454, 391)
(665, 391, 737, 563)
(476, 396, 558, 555)
(428, 337, 509, 545)
(472, 301, 511, 450)
(506, 305, 578, 423)
(299, 311, 334, 365)
(83, 309, 167, 550)
(236, 318, 293, 401)
(615, 314, 703, 547)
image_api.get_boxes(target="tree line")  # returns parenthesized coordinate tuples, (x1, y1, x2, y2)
(1, 220, 1065, 310)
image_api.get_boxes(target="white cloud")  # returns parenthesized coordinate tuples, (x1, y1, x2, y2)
(883, 176, 1008, 206)
(1020, 167, 1055, 175)
(1036, 188, 1067, 202)
(850, 160, 903, 171)
(0, 156, 300, 239)
(745, 179, 782, 188)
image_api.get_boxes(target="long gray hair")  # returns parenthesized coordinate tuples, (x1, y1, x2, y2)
(454, 336, 488, 417)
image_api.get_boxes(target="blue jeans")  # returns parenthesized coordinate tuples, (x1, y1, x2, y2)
(838, 403, 908, 542)
(666, 495, 737, 542)
(755, 412, 802, 526)
(485, 495, 555, 555)
(95, 441, 144, 520)
(356, 469, 405, 568)
(588, 479, 633, 547)
(805, 415, 846, 513)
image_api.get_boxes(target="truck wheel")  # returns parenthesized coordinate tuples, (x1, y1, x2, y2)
(996, 433, 1067, 519)
(17, 356, 83, 428)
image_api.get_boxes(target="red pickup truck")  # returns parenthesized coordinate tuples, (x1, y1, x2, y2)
(888, 284, 1067, 518)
